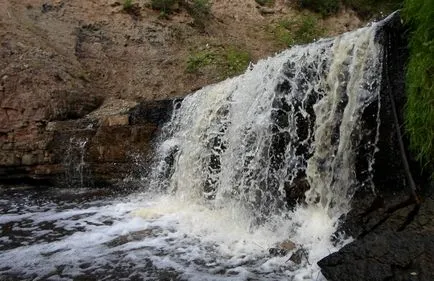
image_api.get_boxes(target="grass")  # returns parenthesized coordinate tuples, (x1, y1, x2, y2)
(270, 14, 324, 47)
(186, 49, 217, 73)
(186, 46, 251, 79)
(403, 0, 434, 176)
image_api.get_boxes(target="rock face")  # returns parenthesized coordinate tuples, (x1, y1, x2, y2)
(319, 194, 434, 281)
(318, 13, 433, 281)
(0, 98, 174, 187)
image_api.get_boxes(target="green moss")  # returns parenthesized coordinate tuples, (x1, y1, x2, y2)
(403, 0, 434, 175)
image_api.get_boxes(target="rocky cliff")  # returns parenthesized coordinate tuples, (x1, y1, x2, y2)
(0, 0, 362, 187)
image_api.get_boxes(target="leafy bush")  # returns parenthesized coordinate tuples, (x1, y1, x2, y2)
(297, 0, 340, 17)
(403, 0, 434, 174)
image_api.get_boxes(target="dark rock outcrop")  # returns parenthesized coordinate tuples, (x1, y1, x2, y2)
(319, 12, 433, 281)
(319, 194, 434, 281)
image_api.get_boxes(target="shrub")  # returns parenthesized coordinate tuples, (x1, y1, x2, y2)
(184, 0, 212, 27)
(151, 0, 178, 13)
(297, 0, 340, 17)
(123, 0, 133, 10)
(342, 0, 402, 18)
(186, 49, 217, 73)
(403, 0, 434, 175)
(186, 46, 251, 78)
(271, 14, 323, 47)
(222, 47, 251, 77)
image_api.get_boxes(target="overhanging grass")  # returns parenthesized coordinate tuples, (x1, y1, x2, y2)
(403, 0, 434, 175)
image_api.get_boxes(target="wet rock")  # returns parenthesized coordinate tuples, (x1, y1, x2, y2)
(269, 239, 296, 256)
(319, 229, 434, 281)
(319, 12, 433, 281)
(289, 248, 306, 265)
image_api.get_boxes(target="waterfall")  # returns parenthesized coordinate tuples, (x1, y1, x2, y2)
(148, 19, 384, 277)
(63, 137, 90, 188)
(151, 24, 381, 215)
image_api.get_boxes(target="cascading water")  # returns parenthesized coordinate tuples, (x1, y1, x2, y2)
(63, 137, 90, 188)
(144, 20, 383, 279)
(0, 17, 389, 281)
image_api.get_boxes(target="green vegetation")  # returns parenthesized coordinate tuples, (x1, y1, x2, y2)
(150, 0, 211, 26)
(343, 0, 402, 18)
(403, 0, 434, 175)
(270, 14, 323, 47)
(255, 0, 275, 7)
(185, 0, 212, 27)
(151, 0, 178, 13)
(123, 0, 133, 10)
(297, 0, 340, 17)
(186, 49, 217, 73)
(297, 0, 402, 18)
(223, 48, 251, 77)
(187, 46, 251, 78)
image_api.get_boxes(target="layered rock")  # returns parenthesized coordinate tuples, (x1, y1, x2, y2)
(0, 99, 174, 187)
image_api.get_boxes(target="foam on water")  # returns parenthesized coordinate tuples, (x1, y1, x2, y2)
(0, 190, 343, 280)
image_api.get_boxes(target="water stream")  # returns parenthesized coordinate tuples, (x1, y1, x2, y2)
(0, 18, 387, 281)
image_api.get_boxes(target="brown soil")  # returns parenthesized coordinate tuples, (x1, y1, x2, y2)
(1, 0, 363, 111)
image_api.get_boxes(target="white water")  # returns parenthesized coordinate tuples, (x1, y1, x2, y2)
(0, 20, 385, 281)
